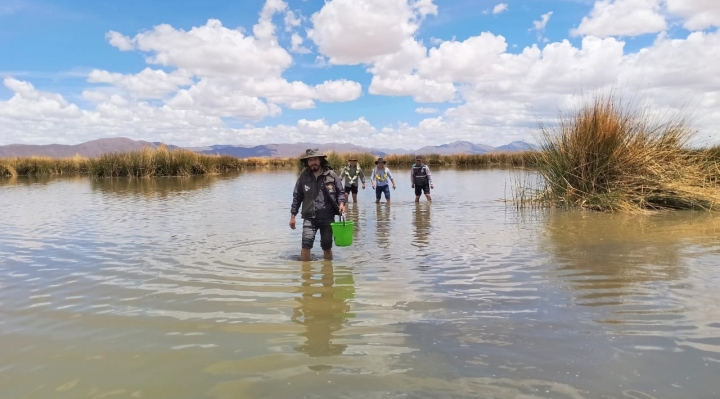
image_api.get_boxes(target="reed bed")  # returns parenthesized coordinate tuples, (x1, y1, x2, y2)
(299, 151, 535, 171)
(520, 94, 720, 212)
(2, 145, 535, 178)
(0, 147, 296, 178)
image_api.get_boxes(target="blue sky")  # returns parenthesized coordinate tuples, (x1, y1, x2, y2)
(1, 0, 719, 148)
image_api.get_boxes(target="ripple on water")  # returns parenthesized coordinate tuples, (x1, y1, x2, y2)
(1, 171, 720, 398)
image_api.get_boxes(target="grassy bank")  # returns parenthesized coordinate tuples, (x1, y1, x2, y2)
(0, 147, 297, 178)
(1, 147, 535, 177)
(521, 94, 720, 212)
(314, 151, 536, 171)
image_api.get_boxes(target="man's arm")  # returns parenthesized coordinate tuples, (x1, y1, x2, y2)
(290, 178, 303, 229)
(370, 168, 377, 187)
(388, 168, 396, 190)
(333, 171, 346, 214)
(426, 165, 433, 186)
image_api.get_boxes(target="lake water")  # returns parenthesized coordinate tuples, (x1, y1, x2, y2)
(1, 169, 720, 399)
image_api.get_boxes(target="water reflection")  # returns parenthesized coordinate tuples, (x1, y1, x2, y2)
(375, 204, 392, 257)
(412, 203, 431, 251)
(89, 174, 237, 198)
(291, 262, 355, 357)
(541, 211, 701, 305)
(0, 175, 67, 186)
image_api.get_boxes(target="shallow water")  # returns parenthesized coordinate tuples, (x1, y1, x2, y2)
(1, 169, 719, 399)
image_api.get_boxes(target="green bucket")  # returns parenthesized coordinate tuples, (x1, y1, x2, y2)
(331, 216, 354, 247)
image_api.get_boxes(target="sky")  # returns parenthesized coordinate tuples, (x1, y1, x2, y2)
(1, 0, 719, 149)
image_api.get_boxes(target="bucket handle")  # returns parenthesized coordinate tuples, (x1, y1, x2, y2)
(339, 213, 346, 226)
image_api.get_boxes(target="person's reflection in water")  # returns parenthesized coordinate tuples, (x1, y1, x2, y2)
(291, 262, 355, 357)
(375, 204, 393, 259)
(412, 202, 431, 256)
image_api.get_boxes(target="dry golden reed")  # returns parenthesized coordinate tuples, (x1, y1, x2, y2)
(520, 92, 720, 212)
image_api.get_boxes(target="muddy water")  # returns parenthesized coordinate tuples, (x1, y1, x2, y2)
(1, 169, 719, 399)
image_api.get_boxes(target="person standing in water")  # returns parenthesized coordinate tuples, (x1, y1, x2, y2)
(371, 157, 396, 204)
(290, 149, 346, 261)
(411, 155, 434, 202)
(339, 156, 365, 203)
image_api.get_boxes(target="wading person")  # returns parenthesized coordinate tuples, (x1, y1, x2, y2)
(411, 155, 434, 202)
(339, 156, 365, 203)
(290, 149, 346, 261)
(371, 157, 396, 204)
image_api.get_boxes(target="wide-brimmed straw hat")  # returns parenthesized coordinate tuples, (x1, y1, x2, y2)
(300, 148, 327, 160)
(374, 157, 386, 164)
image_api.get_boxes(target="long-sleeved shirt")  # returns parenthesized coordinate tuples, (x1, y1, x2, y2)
(410, 164, 433, 185)
(371, 167, 394, 186)
(291, 168, 346, 219)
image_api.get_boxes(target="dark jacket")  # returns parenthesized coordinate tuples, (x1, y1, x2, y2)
(291, 167, 346, 219)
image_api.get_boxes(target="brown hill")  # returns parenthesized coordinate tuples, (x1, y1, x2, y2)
(0, 138, 177, 158)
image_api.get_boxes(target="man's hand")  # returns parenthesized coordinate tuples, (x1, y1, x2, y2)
(392, 185, 396, 190)
(339, 203, 345, 214)
(362, 183, 366, 190)
(412, 184, 415, 188)
(372, 184, 376, 189)
(430, 184, 434, 189)
(289, 215, 296, 230)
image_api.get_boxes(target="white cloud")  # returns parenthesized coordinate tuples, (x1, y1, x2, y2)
(493, 3, 508, 15)
(116, 19, 292, 78)
(571, 0, 666, 37)
(290, 33, 311, 54)
(665, 0, 720, 31)
(284, 10, 303, 32)
(307, 0, 437, 65)
(4, 0, 720, 148)
(106, 31, 134, 51)
(87, 68, 193, 99)
(87, 3, 361, 123)
(314, 80, 362, 102)
(369, 75, 456, 103)
(533, 11, 554, 31)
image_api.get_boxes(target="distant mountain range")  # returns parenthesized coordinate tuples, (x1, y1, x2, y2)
(0, 137, 537, 159)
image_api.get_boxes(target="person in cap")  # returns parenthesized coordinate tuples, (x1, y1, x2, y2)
(411, 155, 434, 202)
(370, 157, 396, 204)
(339, 156, 365, 203)
(290, 149, 346, 261)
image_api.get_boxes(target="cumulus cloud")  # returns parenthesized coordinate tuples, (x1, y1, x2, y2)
(314, 80, 362, 102)
(106, 31, 134, 51)
(3, 0, 720, 148)
(665, 0, 720, 31)
(86, 3, 361, 123)
(572, 0, 666, 37)
(87, 68, 193, 99)
(307, 0, 437, 65)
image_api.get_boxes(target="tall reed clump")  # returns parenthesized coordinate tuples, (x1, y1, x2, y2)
(527, 93, 720, 212)
(0, 147, 251, 178)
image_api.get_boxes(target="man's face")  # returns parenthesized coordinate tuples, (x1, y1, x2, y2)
(308, 157, 321, 171)
(349, 160, 357, 166)
(416, 159, 423, 165)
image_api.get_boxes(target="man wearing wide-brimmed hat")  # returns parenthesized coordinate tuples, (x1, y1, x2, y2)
(370, 157, 396, 204)
(339, 156, 366, 203)
(290, 149, 346, 261)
